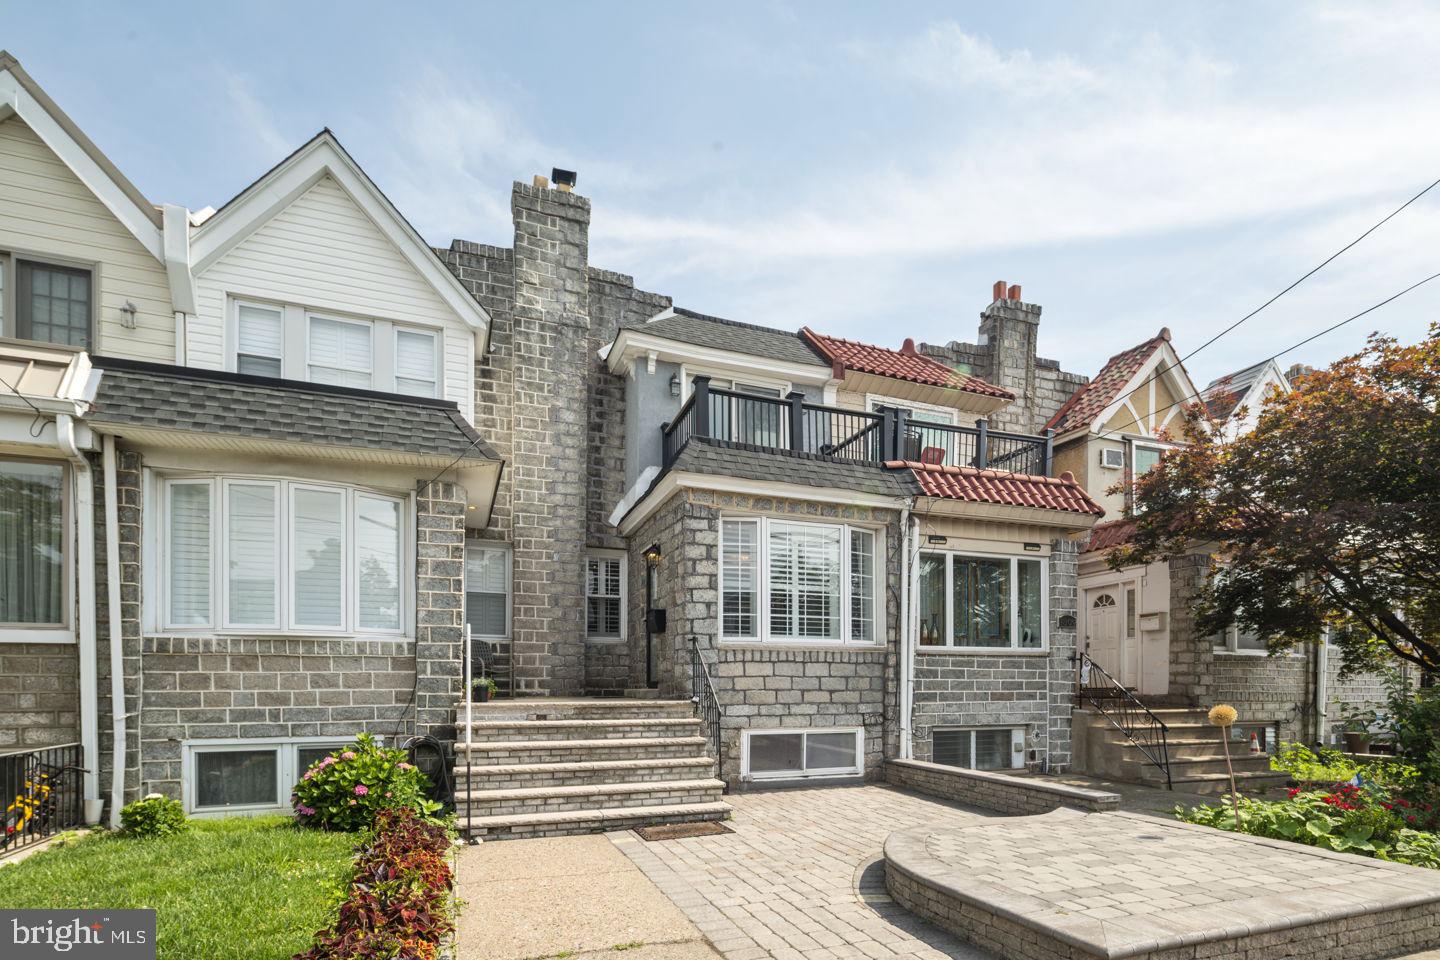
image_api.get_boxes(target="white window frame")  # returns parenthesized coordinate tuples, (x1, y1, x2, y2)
(915, 549, 1049, 653)
(306, 313, 374, 388)
(0, 456, 73, 643)
(740, 727, 863, 781)
(155, 475, 409, 637)
(182, 737, 352, 815)
(220, 478, 282, 631)
(718, 515, 883, 647)
(393, 326, 440, 398)
(678, 364, 792, 401)
(465, 543, 512, 640)
(585, 549, 627, 643)
(233, 299, 285, 377)
(932, 726, 1026, 770)
(1211, 624, 1299, 657)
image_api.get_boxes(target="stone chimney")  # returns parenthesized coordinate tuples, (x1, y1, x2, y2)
(977, 280, 1042, 434)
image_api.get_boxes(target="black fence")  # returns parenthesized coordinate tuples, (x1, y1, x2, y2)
(1, 742, 85, 858)
(688, 638, 724, 788)
(662, 376, 1053, 476)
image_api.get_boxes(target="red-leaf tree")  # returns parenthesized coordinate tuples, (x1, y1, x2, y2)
(1111, 325, 1440, 681)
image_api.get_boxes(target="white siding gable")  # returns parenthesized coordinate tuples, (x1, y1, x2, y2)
(0, 118, 175, 360)
(190, 175, 475, 422)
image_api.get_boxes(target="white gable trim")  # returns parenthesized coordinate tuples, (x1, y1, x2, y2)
(190, 133, 489, 342)
(1091, 341, 1198, 438)
(0, 62, 164, 261)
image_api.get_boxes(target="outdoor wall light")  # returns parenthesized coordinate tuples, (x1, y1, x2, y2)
(926, 534, 947, 544)
(643, 543, 663, 565)
(119, 300, 137, 329)
(1024, 542, 1042, 551)
(669, 373, 681, 397)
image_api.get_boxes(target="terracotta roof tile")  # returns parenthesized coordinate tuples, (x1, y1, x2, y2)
(1045, 330, 1170, 433)
(1081, 518, 1137, 553)
(801, 327, 1013, 399)
(888, 461, 1104, 516)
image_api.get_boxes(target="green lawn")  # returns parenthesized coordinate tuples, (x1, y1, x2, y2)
(0, 817, 356, 960)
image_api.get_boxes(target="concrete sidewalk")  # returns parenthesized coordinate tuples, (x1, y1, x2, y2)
(454, 833, 722, 960)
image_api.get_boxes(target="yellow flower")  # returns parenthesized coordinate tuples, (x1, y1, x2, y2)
(1208, 704, 1238, 727)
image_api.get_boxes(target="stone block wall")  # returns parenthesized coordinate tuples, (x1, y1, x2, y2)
(415, 479, 467, 735)
(625, 488, 901, 786)
(910, 537, 1079, 773)
(1165, 550, 1214, 706)
(95, 448, 143, 806)
(885, 758, 1120, 814)
(0, 644, 79, 750)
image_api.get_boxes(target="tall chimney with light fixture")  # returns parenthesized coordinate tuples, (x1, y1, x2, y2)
(977, 280, 1043, 434)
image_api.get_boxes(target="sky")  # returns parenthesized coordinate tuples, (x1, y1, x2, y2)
(6, 1, 1440, 389)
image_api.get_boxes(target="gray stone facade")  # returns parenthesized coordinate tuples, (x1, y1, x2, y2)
(0, 644, 79, 750)
(911, 538, 1079, 772)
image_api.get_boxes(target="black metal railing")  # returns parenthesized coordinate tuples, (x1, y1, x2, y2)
(661, 376, 1053, 476)
(1, 742, 86, 858)
(1074, 653, 1172, 789)
(688, 637, 724, 789)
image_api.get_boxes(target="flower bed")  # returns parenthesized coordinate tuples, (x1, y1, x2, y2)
(1176, 781, 1440, 869)
(293, 807, 455, 960)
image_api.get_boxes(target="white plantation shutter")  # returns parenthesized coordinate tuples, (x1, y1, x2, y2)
(308, 316, 372, 388)
(356, 495, 402, 630)
(585, 555, 623, 639)
(236, 305, 283, 377)
(225, 482, 278, 627)
(167, 481, 212, 626)
(291, 486, 345, 628)
(721, 519, 759, 639)
(465, 546, 509, 637)
(849, 529, 875, 643)
(768, 521, 841, 641)
(395, 329, 438, 397)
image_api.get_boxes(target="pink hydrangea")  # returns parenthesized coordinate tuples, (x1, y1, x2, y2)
(397, 762, 414, 771)
(341, 751, 357, 761)
(319, 756, 337, 768)
(302, 769, 315, 780)
(353, 784, 369, 796)
(296, 804, 316, 816)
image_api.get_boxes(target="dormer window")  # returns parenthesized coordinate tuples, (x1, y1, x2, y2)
(230, 297, 439, 398)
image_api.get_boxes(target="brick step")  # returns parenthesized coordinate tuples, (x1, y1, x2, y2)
(455, 756, 715, 789)
(456, 778, 725, 818)
(1159, 770, 1293, 794)
(1118, 737, 1258, 761)
(456, 717, 701, 741)
(1139, 755, 1277, 780)
(455, 699, 695, 721)
(462, 801, 733, 841)
(456, 736, 711, 765)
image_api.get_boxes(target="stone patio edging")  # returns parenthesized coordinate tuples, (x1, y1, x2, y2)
(885, 759, 1122, 814)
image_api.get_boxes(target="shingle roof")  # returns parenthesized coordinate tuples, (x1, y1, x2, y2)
(890, 461, 1104, 516)
(1081, 518, 1137, 553)
(1045, 330, 1171, 434)
(801, 328, 1013, 399)
(670, 438, 911, 498)
(1202, 360, 1272, 420)
(626, 308, 828, 367)
(88, 357, 498, 462)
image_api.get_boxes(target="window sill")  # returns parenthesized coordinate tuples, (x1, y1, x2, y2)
(0, 627, 74, 644)
(585, 636, 627, 645)
(146, 631, 412, 642)
(917, 646, 1050, 657)
(718, 641, 886, 653)
(1213, 649, 1303, 659)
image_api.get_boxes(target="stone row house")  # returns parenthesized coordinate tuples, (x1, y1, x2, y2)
(0, 53, 1379, 831)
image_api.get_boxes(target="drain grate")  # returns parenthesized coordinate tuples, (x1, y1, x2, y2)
(633, 822, 734, 841)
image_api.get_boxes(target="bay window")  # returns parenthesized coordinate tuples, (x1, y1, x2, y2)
(0, 458, 67, 633)
(917, 551, 1046, 651)
(720, 516, 880, 645)
(160, 476, 406, 634)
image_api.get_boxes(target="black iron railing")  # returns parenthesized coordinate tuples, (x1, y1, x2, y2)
(1074, 652, 1172, 789)
(688, 637, 724, 789)
(662, 376, 1053, 476)
(1, 742, 85, 858)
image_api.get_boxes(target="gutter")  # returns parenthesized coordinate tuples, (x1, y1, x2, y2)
(101, 435, 126, 826)
(53, 415, 98, 805)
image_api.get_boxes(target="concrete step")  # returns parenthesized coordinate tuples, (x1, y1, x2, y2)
(1139, 754, 1277, 781)
(456, 717, 702, 742)
(455, 698, 695, 721)
(1160, 770, 1293, 794)
(455, 756, 716, 789)
(457, 735, 712, 765)
(456, 778, 726, 818)
(462, 801, 733, 841)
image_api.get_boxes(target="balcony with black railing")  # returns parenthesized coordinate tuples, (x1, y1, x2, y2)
(660, 376, 1054, 476)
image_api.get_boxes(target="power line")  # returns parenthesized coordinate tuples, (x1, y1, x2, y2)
(1088, 173, 1440, 426)
(1092, 268, 1440, 444)
(0, 370, 48, 437)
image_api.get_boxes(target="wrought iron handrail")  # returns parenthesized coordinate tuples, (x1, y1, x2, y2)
(688, 637, 725, 790)
(1074, 652, 1173, 789)
(0, 741, 86, 858)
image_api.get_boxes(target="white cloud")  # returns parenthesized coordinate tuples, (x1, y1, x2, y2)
(219, 70, 291, 160)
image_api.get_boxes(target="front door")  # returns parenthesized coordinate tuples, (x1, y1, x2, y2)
(1085, 590, 1123, 683)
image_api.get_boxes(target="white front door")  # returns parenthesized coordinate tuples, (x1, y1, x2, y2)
(1085, 590, 1123, 683)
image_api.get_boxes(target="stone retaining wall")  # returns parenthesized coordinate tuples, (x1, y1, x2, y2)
(884, 758, 1120, 814)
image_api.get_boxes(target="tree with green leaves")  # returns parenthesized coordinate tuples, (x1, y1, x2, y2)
(1111, 325, 1440, 682)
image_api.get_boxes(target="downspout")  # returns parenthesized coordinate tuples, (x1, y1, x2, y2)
(54, 414, 98, 805)
(898, 503, 916, 760)
(1315, 628, 1330, 747)
(101, 435, 126, 826)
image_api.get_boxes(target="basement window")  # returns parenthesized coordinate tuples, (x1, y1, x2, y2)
(932, 727, 1025, 771)
(741, 728, 862, 781)
(184, 738, 351, 814)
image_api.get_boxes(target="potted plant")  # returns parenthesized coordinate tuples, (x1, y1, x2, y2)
(471, 676, 497, 703)
(1336, 702, 1377, 754)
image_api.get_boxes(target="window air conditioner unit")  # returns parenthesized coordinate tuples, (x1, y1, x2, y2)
(1100, 448, 1125, 470)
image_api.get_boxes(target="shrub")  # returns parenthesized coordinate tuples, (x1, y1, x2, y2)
(1270, 740, 1421, 792)
(118, 794, 187, 838)
(291, 733, 439, 831)
(293, 807, 455, 960)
